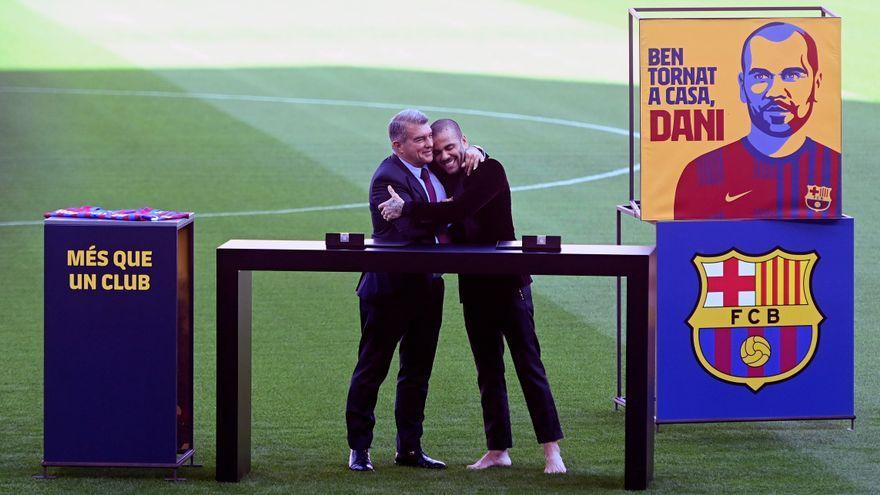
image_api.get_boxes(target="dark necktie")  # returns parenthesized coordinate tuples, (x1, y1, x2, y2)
(419, 167, 439, 202)
(419, 167, 450, 244)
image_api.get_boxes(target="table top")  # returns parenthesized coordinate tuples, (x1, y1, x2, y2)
(218, 239, 654, 256)
(217, 239, 655, 277)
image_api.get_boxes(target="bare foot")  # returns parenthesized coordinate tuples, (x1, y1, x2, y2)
(542, 441, 566, 474)
(467, 449, 512, 470)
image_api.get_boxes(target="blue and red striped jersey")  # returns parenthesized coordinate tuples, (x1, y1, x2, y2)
(674, 137, 841, 220)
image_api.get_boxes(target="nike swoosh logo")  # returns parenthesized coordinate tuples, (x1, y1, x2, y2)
(725, 190, 753, 202)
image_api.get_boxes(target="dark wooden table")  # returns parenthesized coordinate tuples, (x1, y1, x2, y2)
(216, 240, 656, 490)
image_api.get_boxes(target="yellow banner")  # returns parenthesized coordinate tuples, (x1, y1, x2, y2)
(639, 17, 841, 221)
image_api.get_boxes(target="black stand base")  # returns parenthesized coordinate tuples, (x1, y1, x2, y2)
(654, 417, 855, 427)
(38, 449, 197, 481)
(164, 468, 187, 482)
(32, 466, 56, 480)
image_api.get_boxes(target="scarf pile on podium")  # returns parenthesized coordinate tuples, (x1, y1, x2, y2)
(45, 206, 193, 222)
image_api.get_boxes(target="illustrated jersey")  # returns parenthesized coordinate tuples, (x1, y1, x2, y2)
(673, 137, 841, 220)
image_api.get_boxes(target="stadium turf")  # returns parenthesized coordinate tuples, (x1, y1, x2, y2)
(1, 1, 878, 493)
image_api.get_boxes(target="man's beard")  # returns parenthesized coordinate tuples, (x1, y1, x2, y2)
(750, 95, 814, 138)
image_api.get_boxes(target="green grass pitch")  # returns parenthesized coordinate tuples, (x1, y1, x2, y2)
(1, 1, 878, 493)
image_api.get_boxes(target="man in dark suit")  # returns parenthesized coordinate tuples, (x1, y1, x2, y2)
(378, 119, 566, 474)
(347, 109, 482, 472)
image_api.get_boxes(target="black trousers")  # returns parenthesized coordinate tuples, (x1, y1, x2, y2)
(461, 283, 563, 450)
(346, 278, 444, 453)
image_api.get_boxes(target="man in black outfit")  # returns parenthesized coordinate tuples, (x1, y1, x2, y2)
(347, 110, 484, 472)
(379, 119, 566, 474)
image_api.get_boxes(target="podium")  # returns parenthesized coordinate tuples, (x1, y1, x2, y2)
(611, 6, 852, 426)
(42, 217, 195, 479)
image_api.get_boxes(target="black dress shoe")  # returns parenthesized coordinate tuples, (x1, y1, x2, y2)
(349, 449, 373, 471)
(394, 449, 447, 469)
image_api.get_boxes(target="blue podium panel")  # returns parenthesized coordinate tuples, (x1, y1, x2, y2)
(43, 217, 194, 465)
(656, 218, 853, 422)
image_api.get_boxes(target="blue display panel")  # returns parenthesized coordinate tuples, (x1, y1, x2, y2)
(656, 218, 853, 422)
(43, 218, 192, 464)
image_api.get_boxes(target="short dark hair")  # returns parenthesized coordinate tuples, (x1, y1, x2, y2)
(430, 118, 463, 140)
(742, 22, 819, 74)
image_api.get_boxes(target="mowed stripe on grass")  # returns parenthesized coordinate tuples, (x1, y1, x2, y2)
(0, 85, 638, 227)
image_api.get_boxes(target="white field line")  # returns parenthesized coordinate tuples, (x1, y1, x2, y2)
(0, 86, 640, 227)
(2, 164, 641, 227)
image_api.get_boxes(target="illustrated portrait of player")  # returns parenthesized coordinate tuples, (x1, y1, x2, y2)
(673, 22, 841, 220)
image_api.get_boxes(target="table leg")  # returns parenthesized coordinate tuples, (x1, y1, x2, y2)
(624, 256, 656, 490)
(216, 258, 252, 482)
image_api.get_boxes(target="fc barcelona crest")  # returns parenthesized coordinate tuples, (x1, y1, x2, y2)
(687, 249, 824, 391)
(805, 185, 833, 212)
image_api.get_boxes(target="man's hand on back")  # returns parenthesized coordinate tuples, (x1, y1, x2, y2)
(379, 185, 405, 221)
(462, 146, 486, 176)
